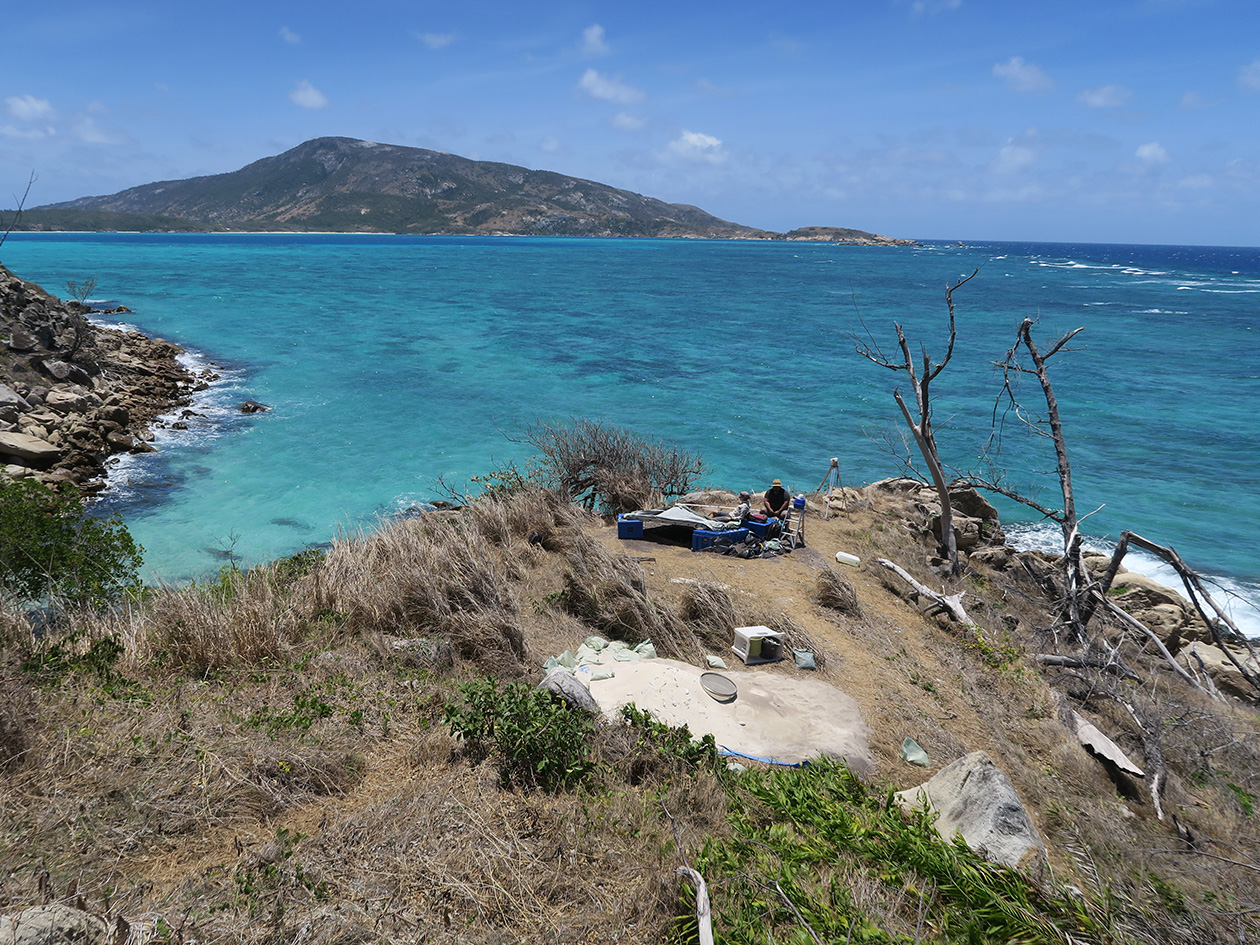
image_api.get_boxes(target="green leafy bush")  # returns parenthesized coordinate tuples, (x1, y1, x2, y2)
(0, 478, 143, 608)
(444, 677, 597, 792)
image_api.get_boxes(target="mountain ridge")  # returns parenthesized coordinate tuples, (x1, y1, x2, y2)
(28, 137, 914, 243)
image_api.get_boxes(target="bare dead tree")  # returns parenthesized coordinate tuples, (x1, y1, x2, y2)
(0, 172, 37, 251)
(967, 317, 1092, 641)
(855, 269, 978, 575)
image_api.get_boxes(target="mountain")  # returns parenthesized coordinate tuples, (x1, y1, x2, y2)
(36, 137, 766, 238)
(32, 137, 913, 242)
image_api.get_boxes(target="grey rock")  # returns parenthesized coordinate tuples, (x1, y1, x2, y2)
(0, 430, 63, 467)
(0, 383, 30, 409)
(538, 668, 600, 713)
(0, 904, 111, 944)
(894, 750, 1049, 882)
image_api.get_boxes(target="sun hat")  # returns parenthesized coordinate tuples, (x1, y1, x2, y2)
(771, 478, 782, 486)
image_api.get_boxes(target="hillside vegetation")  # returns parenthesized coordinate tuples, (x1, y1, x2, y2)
(2, 472, 1259, 943)
(19, 137, 914, 242)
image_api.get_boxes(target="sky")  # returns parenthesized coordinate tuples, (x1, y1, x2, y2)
(2, 0, 1259, 245)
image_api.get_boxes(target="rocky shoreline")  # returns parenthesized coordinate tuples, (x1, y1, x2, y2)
(0, 263, 209, 493)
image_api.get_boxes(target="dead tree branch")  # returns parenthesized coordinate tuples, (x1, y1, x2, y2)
(1, 171, 37, 250)
(877, 558, 972, 624)
(855, 269, 978, 574)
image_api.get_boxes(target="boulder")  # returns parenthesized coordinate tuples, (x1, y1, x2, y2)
(0, 904, 111, 944)
(239, 400, 270, 413)
(0, 430, 62, 467)
(6, 327, 38, 351)
(894, 750, 1048, 882)
(538, 668, 601, 714)
(1180, 642, 1260, 703)
(0, 383, 29, 409)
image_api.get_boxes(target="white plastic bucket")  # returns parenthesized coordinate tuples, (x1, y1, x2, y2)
(834, 551, 861, 568)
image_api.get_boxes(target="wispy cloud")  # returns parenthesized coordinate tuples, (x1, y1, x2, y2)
(577, 69, 644, 105)
(6, 94, 53, 121)
(992, 56, 1052, 92)
(1178, 90, 1209, 109)
(280, 26, 301, 45)
(668, 130, 726, 164)
(1077, 84, 1130, 108)
(613, 113, 647, 131)
(539, 135, 562, 153)
(1239, 59, 1260, 93)
(581, 24, 609, 57)
(990, 143, 1036, 174)
(289, 80, 328, 109)
(419, 32, 455, 50)
(911, 0, 962, 14)
(0, 123, 53, 140)
(1136, 141, 1169, 165)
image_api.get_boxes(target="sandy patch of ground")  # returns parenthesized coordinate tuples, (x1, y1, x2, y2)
(581, 657, 873, 773)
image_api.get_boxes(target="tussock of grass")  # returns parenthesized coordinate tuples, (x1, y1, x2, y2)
(677, 580, 738, 650)
(316, 516, 526, 674)
(559, 533, 698, 657)
(138, 567, 307, 673)
(814, 564, 862, 617)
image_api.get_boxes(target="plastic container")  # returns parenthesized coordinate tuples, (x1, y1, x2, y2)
(793, 494, 806, 509)
(834, 550, 861, 567)
(617, 514, 644, 539)
(692, 527, 748, 551)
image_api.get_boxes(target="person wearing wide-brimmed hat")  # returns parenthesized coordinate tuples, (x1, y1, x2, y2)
(761, 478, 789, 520)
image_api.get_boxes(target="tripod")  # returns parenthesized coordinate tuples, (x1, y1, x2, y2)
(817, 457, 844, 520)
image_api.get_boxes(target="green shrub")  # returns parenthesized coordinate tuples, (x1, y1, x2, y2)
(444, 677, 597, 792)
(0, 478, 142, 608)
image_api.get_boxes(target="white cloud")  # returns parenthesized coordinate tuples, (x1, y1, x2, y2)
(1239, 59, 1260, 93)
(0, 123, 52, 140)
(539, 135, 561, 153)
(991, 144, 1036, 174)
(1178, 90, 1208, 109)
(613, 113, 647, 131)
(1177, 174, 1213, 190)
(419, 32, 455, 50)
(1136, 141, 1169, 165)
(280, 26, 301, 44)
(289, 80, 328, 109)
(6, 94, 53, 121)
(577, 69, 644, 104)
(992, 56, 1052, 92)
(668, 130, 726, 164)
(1077, 84, 1130, 108)
(581, 24, 609, 57)
(912, 0, 962, 13)
(74, 117, 123, 145)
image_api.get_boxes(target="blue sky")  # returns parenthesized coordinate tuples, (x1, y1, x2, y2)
(3, 0, 1258, 245)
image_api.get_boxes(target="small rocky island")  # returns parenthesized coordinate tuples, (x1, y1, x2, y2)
(0, 263, 205, 492)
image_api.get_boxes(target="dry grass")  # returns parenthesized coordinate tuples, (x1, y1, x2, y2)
(2, 482, 1260, 943)
(813, 564, 862, 616)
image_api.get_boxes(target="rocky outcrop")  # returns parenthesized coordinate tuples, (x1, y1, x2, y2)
(865, 478, 1007, 558)
(1, 263, 204, 491)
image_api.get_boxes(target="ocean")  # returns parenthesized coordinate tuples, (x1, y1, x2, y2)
(3, 233, 1258, 634)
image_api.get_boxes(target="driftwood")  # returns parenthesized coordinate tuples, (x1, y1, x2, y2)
(876, 559, 972, 624)
(675, 868, 714, 945)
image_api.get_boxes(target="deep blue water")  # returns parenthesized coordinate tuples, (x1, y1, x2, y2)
(3, 233, 1257, 631)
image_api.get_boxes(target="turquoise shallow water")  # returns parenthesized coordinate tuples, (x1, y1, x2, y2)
(4, 234, 1258, 631)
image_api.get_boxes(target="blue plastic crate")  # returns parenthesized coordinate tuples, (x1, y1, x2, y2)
(743, 517, 779, 539)
(692, 527, 748, 551)
(617, 515, 644, 539)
